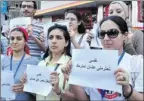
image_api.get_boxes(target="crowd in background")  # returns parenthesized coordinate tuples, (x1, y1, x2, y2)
(1, 1, 143, 101)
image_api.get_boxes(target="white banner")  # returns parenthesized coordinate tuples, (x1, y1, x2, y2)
(68, 49, 122, 93)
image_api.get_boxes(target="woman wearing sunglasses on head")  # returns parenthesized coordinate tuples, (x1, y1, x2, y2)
(64, 16, 143, 101)
(1, 27, 39, 101)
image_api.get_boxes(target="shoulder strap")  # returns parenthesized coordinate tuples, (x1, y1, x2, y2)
(78, 34, 85, 45)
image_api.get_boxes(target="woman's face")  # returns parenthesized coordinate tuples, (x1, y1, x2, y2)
(109, 3, 126, 20)
(10, 31, 26, 52)
(65, 13, 80, 31)
(100, 20, 125, 51)
(48, 28, 68, 54)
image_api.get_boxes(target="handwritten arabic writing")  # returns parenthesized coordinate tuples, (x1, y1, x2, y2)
(29, 78, 50, 83)
(75, 63, 111, 71)
(28, 73, 50, 84)
(89, 58, 98, 63)
(1, 84, 11, 86)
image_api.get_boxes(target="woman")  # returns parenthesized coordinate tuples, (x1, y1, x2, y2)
(64, 16, 143, 100)
(65, 9, 90, 49)
(1, 27, 39, 101)
(35, 24, 74, 100)
(109, 1, 143, 55)
(87, 1, 143, 55)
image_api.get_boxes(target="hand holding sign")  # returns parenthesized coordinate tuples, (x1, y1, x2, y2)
(50, 72, 61, 94)
(12, 83, 24, 93)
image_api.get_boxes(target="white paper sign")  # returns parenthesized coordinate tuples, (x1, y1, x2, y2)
(1, 71, 15, 100)
(68, 49, 122, 93)
(10, 17, 32, 30)
(24, 65, 53, 96)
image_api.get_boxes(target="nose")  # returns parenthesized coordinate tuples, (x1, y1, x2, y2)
(103, 34, 110, 40)
(51, 37, 57, 44)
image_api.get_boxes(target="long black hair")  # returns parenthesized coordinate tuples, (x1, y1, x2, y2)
(43, 24, 71, 59)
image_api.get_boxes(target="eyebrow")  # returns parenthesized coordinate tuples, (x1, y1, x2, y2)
(10, 36, 23, 37)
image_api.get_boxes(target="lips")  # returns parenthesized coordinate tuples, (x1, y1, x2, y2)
(51, 46, 58, 49)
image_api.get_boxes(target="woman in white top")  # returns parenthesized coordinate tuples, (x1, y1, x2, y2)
(64, 16, 143, 101)
(65, 9, 90, 49)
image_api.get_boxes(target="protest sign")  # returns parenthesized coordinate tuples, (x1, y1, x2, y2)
(24, 65, 53, 96)
(1, 71, 15, 100)
(10, 17, 32, 30)
(68, 49, 122, 93)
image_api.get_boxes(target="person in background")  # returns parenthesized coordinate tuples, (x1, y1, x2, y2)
(109, 1, 143, 55)
(1, 27, 39, 101)
(20, 1, 45, 58)
(87, 1, 143, 55)
(65, 9, 90, 49)
(63, 16, 143, 101)
(1, 25, 9, 55)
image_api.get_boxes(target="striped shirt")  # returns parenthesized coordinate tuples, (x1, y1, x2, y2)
(27, 23, 44, 58)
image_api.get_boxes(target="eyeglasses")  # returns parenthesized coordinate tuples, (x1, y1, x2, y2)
(65, 18, 77, 22)
(98, 29, 119, 39)
(10, 36, 23, 41)
(21, 5, 34, 9)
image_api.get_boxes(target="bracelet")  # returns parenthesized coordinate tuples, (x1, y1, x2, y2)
(56, 89, 61, 95)
(123, 84, 133, 99)
(56, 89, 64, 96)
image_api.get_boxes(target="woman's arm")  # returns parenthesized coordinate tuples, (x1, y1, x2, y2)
(71, 85, 89, 101)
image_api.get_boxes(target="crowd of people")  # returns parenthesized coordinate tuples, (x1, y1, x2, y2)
(1, 1, 143, 101)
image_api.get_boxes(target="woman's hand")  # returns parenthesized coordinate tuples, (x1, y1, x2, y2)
(61, 60, 72, 75)
(114, 68, 131, 95)
(68, 27, 76, 41)
(12, 83, 24, 93)
(50, 72, 61, 94)
(86, 30, 94, 44)
(20, 72, 27, 84)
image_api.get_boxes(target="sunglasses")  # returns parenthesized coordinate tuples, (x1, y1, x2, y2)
(98, 29, 119, 39)
(10, 36, 23, 41)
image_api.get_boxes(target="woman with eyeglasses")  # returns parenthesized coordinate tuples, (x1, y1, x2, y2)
(63, 16, 143, 101)
(65, 9, 90, 49)
(1, 27, 39, 101)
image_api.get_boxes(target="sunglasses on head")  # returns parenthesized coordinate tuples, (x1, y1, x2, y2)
(98, 29, 119, 39)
